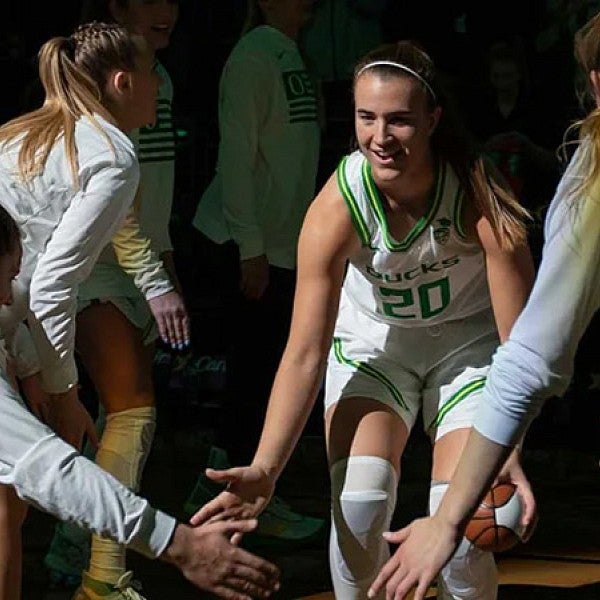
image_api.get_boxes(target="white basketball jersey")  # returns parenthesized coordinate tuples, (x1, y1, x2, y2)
(338, 150, 491, 327)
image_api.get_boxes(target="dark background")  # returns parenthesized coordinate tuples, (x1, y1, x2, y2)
(2, 1, 599, 458)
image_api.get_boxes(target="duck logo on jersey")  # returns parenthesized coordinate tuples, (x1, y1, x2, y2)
(433, 217, 451, 245)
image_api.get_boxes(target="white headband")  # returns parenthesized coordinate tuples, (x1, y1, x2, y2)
(356, 60, 436, 102)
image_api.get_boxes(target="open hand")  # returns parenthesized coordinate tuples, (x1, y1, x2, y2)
(189, 464, 274, 534)
(163, 521, 280, 599)
(148, 290, 190, 350)
(368, 515, 460, 600)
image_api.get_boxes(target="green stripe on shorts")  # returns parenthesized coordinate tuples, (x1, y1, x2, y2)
(332, 337, 408, 410)
(428, 376, 486, 429)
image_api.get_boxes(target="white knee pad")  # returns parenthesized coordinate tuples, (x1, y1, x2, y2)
(330, 456, 398, 599)
(94, 406, 156, 492)
(429, 482, 497, 600)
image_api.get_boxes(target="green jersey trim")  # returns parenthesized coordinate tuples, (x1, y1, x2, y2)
(337, 156, 371, 246)
(138, 99, 176, 163)
(333, 337, 408, 410)
(453, 187, 467, 240)
(361, 160, 444, 252)
(428, 376, 486, 429)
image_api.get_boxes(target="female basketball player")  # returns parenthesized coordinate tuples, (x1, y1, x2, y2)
(42, 2, 189, 597)
(0, 20, 185, 600)
(192, 40, 537, 599)
(368, 12, 600, 600)
(0, 201, 279, 600)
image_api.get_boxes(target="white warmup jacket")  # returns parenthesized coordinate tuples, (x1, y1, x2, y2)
(0, 114, 176, 555)
(81, 62, 177, 300)
(0, 114, 173, 393)
(475, 138, 600, 445)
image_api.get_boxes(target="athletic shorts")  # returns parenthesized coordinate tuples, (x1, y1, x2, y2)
(325, 294, 499, 441)
(77, 262, 158, 345)
(77, 295, 158, 346)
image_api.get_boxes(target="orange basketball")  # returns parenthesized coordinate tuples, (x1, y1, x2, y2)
(464, 482, 524, 552)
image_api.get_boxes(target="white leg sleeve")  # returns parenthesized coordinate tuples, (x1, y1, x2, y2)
(429, 482, 497, 600)
(329, 456, 398, 600)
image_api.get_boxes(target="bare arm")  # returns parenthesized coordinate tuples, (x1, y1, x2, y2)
(251, 175, 358, 480)
(476, 215, 535, 343)
(191, 173, 360, 523)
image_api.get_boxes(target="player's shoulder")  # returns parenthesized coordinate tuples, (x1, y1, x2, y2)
(75, 115, 135, 166)
(229, 25, 297, 69)
(336, 149, 364, 180)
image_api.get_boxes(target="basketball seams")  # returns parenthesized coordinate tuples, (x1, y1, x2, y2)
(464, 482, 522, 553)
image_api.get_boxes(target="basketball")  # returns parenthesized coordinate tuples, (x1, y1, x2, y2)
(464, 482, 524, 552)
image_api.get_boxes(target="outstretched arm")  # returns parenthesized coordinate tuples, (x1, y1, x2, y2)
(0, 372, 279, 598)
(191, 173, 360, 525)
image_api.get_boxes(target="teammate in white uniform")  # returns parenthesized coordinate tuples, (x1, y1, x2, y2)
(0, 22, 167, 600)
(187, 0, 325, 546)
(0, 22, 277, 600)
(0, 204, 280, 599)
(368, 12, 600, 600)
(192, 40, 537, 600)
(41, 3, 188, 598)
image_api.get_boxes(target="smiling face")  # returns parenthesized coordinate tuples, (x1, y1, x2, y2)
(354, 71, 440, 187)
(112, 0, 179, 51)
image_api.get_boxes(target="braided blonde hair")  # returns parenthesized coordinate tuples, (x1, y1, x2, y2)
(0, 21, 139, 187)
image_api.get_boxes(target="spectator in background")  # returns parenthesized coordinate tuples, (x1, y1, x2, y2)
(301, 0, 390, 182)
(302, 0, 389, 83)
(381, 3, 467, 70)
(533, 0, 600, 131)
(466, 39, 562, 264)
(184, 0, 325, 548)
